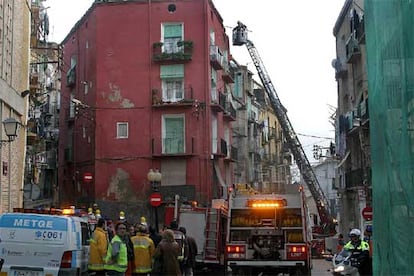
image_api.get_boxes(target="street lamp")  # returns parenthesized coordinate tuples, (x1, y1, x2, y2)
(147, 169, 162, 191)
(1, 117, 21, 212)
(147, 169, 162, 232)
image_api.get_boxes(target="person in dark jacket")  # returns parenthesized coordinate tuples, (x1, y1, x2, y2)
(149, 225, 162, 247)
(178, 227, 198, 276)
(152, 229, 181, 276)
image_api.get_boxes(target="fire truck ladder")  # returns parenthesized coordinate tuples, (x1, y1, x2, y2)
(232, 22, 333, 233)
(204, 208, 220, 260)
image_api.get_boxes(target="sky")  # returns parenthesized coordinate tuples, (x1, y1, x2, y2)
(44, 0, 344, 164)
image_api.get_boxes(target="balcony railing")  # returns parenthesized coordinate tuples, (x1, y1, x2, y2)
(211, 92, 226, 112)
(153, 40, 193, 63)
(210, 45, 224, 70)
(222, 64, 234, 83)
(345, 168, 363, 189)
(151, 137, 195, 157)
(225, 146, 237, 162)
(346, 32, 361, 63)
(223, 102, 236, 121)
(151, 87, 195, 107)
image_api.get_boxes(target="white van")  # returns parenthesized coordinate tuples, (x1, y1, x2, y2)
(0, 210, 90, 276)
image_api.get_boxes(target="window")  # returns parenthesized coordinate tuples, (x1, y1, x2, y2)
(211, 68, 217, 102)
(163, 115, 185, 154)
(212, 115, 217, 153)
(117, 122, 128, 138)
(161, 65, 184, 102)
(163, 23, 183, 53)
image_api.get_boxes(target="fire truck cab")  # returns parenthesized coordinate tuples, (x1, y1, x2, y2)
(225, 184, 312, 275)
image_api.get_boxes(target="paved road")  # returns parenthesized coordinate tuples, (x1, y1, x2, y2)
(312, 258, 333, 275)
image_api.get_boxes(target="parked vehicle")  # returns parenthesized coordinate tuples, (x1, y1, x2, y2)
(0, 208, 90, 276)
(331, 249, 360, 276)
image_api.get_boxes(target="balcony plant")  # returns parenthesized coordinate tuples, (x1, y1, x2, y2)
(177, 40, 193, 52)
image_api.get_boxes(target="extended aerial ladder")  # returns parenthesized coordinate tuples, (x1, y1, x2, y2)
(232, 22, 335, 235)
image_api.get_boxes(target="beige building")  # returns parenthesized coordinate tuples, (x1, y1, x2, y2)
(231, 64, 291, 193)
(0, 1, 30, 212)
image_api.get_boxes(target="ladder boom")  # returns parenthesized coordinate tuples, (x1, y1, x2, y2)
(233, 22, 333, 231)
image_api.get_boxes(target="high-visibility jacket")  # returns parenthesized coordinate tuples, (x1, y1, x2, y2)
(131, 233, 155, 273)
(104, 235, 128, 273)
(344, 240, 370, 251)
(88, 227, 108, 271)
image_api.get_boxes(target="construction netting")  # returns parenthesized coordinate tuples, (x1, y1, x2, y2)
(365, 1, 414, 275)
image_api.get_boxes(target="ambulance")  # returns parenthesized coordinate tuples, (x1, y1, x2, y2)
(0, 208, 90, 276)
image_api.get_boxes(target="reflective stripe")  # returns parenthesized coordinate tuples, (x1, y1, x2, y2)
(88, 264, 105, 270)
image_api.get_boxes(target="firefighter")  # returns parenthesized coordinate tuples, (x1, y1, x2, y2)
(119, 211, 127, 223)
(95, 209, 102, 219)
(131, 224, 155, 275)
(88, 218, 108, 275)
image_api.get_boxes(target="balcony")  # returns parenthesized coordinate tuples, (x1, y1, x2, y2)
(223, 102, 236, 121)
(346, 32, 361, 63)
(210, 45, 224, 70)
(356, 15, 365, 44)
(151, 87, 195, 108)
(151, 137, 195, 157)
(345, 168, 364, 190)
(213, 139, 228, 158)
(66, 66, 76, 88)
(222, 64, 234, 83)
(211, 92, 226, 112)
(152, 40, 193, 64)
(225, 146, 237, 163)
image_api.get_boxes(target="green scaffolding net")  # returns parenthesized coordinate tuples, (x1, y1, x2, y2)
(365, 1, 414, 274)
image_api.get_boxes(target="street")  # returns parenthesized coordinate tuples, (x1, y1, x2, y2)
(312, 258, 332, 276)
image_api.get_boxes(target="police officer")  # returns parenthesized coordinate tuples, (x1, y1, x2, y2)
(104, 222, 128, 275)
(344, 228, 370, 275)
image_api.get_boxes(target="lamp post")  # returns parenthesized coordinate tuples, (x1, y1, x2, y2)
(1, 118, 20, 212)
(147, 169, 162, 232)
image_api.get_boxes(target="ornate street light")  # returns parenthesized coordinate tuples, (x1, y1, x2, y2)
(147, 168, 162, 191)
(1, 117, 21, 213)
(2, 118, 19, 142)
(147, 168, 162, 232)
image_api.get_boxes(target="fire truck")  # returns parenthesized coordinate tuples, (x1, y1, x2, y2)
(225, 184, 312, 275)
(232, 22, 337, 237)
(165, 199, 228, 272)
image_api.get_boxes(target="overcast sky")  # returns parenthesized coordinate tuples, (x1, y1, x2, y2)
(44, 0, 344, 163)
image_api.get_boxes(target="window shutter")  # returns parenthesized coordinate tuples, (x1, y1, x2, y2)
(164, 24, 182, 38)
(160, 64, 184, 79)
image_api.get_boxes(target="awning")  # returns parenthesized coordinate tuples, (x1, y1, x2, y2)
(213, 161, 226, 189)
(336, 151, 350, 168)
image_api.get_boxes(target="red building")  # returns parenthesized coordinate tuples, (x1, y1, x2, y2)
(58, 0, 236, 222)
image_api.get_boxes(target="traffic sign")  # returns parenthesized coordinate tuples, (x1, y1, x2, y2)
(362, 206, 373, 221)
(149, 192, 162, 207)
(83, 172, 93, 183)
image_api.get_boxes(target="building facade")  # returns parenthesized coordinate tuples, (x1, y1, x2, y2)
(58, 0, 237, 222)
(24, 0, 61, 208)
(333, 0, 370, 234)
(0, 1, 30, 213)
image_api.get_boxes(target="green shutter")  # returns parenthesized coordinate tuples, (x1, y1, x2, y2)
(164, 24, 182, 38)
(160, 64, 184, 79)
(165, 117, 184, 153)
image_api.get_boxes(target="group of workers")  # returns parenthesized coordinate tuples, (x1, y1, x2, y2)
(86, 204, 196, 276)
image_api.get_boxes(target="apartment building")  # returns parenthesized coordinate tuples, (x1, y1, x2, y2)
(333, 0, 370, 233)
(0, 1, 30, 212)
(58, 0, 237, 221)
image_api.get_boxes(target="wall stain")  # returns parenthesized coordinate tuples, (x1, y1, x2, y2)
(106, 168, 136, 201)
